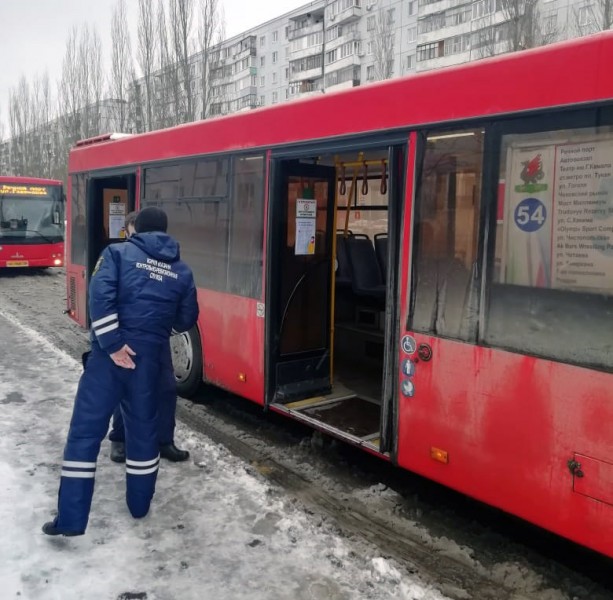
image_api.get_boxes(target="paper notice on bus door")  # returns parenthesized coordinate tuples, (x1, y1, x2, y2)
(103, 188, 128, 239)
(109, 202, 126, 239)
(295, 198, 317, 255)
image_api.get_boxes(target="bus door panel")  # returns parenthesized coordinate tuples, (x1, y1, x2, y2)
(67, 174, 88, 326)
(85, 173, 136, 324)
(267, 161, 336, 403)
(397, 127, 485, 481)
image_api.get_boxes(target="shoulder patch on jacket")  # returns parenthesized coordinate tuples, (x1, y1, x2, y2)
(92, 255, 104, 277)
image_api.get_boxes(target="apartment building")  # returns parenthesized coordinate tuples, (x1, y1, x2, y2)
(156, 0, 595, 122)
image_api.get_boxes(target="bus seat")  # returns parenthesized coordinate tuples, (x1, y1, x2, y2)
(374, 233, 388, 280)
(346, 236, 386, 304)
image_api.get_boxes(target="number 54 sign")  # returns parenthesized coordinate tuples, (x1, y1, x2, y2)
(514, 197, 547, 232)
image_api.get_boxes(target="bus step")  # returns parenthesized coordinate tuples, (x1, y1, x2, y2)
(285, 393, 356, 411)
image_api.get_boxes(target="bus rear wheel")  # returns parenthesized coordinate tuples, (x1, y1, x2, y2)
(170, 325, 203, 398)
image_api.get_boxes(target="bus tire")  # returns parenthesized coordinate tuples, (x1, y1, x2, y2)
(170, 325, 203, 398)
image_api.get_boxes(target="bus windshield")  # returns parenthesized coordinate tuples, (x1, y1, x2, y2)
(0, 184, 64, 245)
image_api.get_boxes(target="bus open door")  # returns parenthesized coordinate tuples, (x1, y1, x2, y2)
(266, 142, 406, 456)
(67, 170, 137, 325)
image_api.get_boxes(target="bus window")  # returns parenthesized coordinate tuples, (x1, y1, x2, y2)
(484, 122, 613, 371)
(143, 157, 230, 292)
(227, 154, 266, 298)
(409, 129, 484, 342)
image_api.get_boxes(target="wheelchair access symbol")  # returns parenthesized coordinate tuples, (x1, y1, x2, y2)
(401, 335, 417, 355)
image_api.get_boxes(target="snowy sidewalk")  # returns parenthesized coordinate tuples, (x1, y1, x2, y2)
(0, 311, 449, 600)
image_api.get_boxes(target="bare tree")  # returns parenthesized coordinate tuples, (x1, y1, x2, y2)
(170, 0, 196, 122)
(58, 27, 83, 149)
(109, 0, 133, 132)
(474, 0, 558, 59)
(137, 0, 157, 131)
(0, 103, 5, 151)
(90, 27, 105, 135)
(573, 0, 613, 36)
(8, 76, 34, 175)
(500, 0, 557, 52)
(156, 0, 178, 128)
(38, 72, 55, 177)
(371, 7, 395, 81)
(77, 24, 105, 137)
(197, 0, 225, 120)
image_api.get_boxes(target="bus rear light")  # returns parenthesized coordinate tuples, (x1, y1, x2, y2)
(238, 373, 247, 383)
(431, 447, 449, 464)
(54, 259, 62, 266)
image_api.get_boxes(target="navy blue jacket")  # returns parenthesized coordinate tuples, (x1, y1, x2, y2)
(89, 232, 199, 354)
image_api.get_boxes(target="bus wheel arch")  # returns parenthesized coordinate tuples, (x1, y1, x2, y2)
(170, 325, 203, 398)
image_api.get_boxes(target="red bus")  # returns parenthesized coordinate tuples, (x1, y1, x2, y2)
(0, 176, 65, 268)
(65, 33, 613, 558)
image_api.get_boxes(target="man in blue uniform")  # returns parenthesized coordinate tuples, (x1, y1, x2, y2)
(107, 211, 190, 464)
(43, 207, 199, 536)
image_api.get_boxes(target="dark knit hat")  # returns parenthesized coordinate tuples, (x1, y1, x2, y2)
(135, 207, 168, 233)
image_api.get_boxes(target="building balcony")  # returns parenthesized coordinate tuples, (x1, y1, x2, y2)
(416, 50, 469, 72)
(290, 79, 324, 95)
(327, 5, 362, 26)
(288, 22, 324, 41)
(325, 54, 361, 74)
(326, 79, 360, 93)
(290, 44, 324, 62)
(419, 21, 472, 45)
(232, 46, 257, 62)
(419, 0, 471, 18)
(326, 30, 361, 51)
(289, 66, 324, 83)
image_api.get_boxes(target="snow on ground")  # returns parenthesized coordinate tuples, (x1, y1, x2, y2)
(0, 310, 451, 600)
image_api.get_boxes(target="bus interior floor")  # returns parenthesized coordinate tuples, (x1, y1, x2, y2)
(299, 394, 381, 439)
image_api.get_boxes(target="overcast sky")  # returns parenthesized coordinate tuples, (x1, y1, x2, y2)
(0, 0, 306, 125)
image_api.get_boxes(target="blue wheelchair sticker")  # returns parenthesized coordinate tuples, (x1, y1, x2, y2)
(401, 335, 417, 355)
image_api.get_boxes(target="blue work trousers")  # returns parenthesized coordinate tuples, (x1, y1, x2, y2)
(109, 344, 176, 446)
(54, 341, 164, 533)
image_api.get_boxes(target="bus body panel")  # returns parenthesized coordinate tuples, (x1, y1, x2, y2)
(0, 241, 64, 268)
(198, 288, 265, 404)
(66, 264, 87, 325)
(395, 336, 613, 557)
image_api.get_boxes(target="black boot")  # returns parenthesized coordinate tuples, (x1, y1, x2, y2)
(42, 518, 84, 537)
(159, 443, 190, 462)
(110, 441, 126, 463)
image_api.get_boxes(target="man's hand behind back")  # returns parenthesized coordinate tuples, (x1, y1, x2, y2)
(110, 345, 137, 369)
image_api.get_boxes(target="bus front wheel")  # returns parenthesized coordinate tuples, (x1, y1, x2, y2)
(170, 325, 203, 398)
